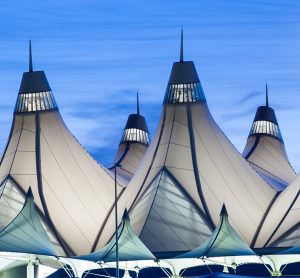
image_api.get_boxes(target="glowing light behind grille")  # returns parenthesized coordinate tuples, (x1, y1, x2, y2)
(250, 120, 282, 140)
(15, 91, 57, 113)
(164, 82, 206, 103)
(121, 128, 150, 145)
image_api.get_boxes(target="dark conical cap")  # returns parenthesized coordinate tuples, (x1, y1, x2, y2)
(253, 106, 278, 125)
(124, 93, 149, 133)
(124, 114, 149, 133)
(168, 30, 200, 85)
(18, 41, 51, 94)
(253, 85, 278, 125)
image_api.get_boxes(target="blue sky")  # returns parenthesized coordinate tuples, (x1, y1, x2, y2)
(0, 0, 300, 170)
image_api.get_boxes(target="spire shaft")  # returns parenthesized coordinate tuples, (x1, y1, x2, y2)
(29, 40, 33, 72)
(137, 91, 140, 115)
(266, 84, 269, 107)
(180, 29, 184, 62)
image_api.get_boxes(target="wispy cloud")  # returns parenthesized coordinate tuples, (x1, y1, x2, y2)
(220, 107, 257, 124)
(235, 91, 262, 106)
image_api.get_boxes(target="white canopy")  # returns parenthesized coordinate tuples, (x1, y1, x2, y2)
(97, 38, 276, 253)
(0, 47, 127, 256)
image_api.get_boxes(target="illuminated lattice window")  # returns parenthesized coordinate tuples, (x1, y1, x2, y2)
(15, 91, 57, 113)
(164, 82, 206, 104)
(121, 128, 150, 145)
(249, 120, 282, 140)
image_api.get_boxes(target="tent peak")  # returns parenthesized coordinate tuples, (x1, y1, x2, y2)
(177, 201, 255, 259)
(77, 206, 155, 262)
(0, 182, 58, 256)
(220, 204, 228, 217)
(123, 209, 130, 221)
(26, 187, 33, 198)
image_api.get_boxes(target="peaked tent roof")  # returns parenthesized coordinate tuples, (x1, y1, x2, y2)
(242, 85, 295, 191)
(0, 188, 57, 256)
(95, 32, 277, 253)
(110, 92, 150, 181)
(78, 209, 156, 262)
(0, 42, 127, 256)
(177, 205, 255, 258)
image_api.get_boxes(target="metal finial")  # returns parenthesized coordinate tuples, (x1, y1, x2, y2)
(180, 29, 184, 62)
(137, 91, 140, 115)
(29, 40, 33, 72)
(266, 84, 269, 107)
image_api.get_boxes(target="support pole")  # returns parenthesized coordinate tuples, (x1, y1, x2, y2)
(27, 261, 35, 278)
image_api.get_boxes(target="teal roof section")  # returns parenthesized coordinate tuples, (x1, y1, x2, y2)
(78, 209, 156, 262)
(0, 188, 57, 256)
(177, 205, 255, 258)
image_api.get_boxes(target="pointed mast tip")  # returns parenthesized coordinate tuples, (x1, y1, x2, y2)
(266, 83, 269, 107)
(29, 40, 33, 72)
(180, 29, 184, 62)
(136, 91, 140, 115)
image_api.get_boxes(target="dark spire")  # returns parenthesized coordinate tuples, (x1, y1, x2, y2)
(29, 40, 33, 72)
(180, 29, 184, 62)
(137, 91, 140, 115)
(167, 30, 200, 85)
(266, 83, 269, 107)
(220, 204, 228, 217)
(18, 41, 53, 95)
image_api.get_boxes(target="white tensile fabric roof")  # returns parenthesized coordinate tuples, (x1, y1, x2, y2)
(97, 56, 283, 254)
(255, 173, 300, 248)
(0, 108, 128, 256)
(0, 56, 128, 256)
(119, 100, 276, 253)
(0, 38, 300, 263)
(110, 101, 150, 182)
(111, 141, 148, 181)
(243, 121, 295, 191)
